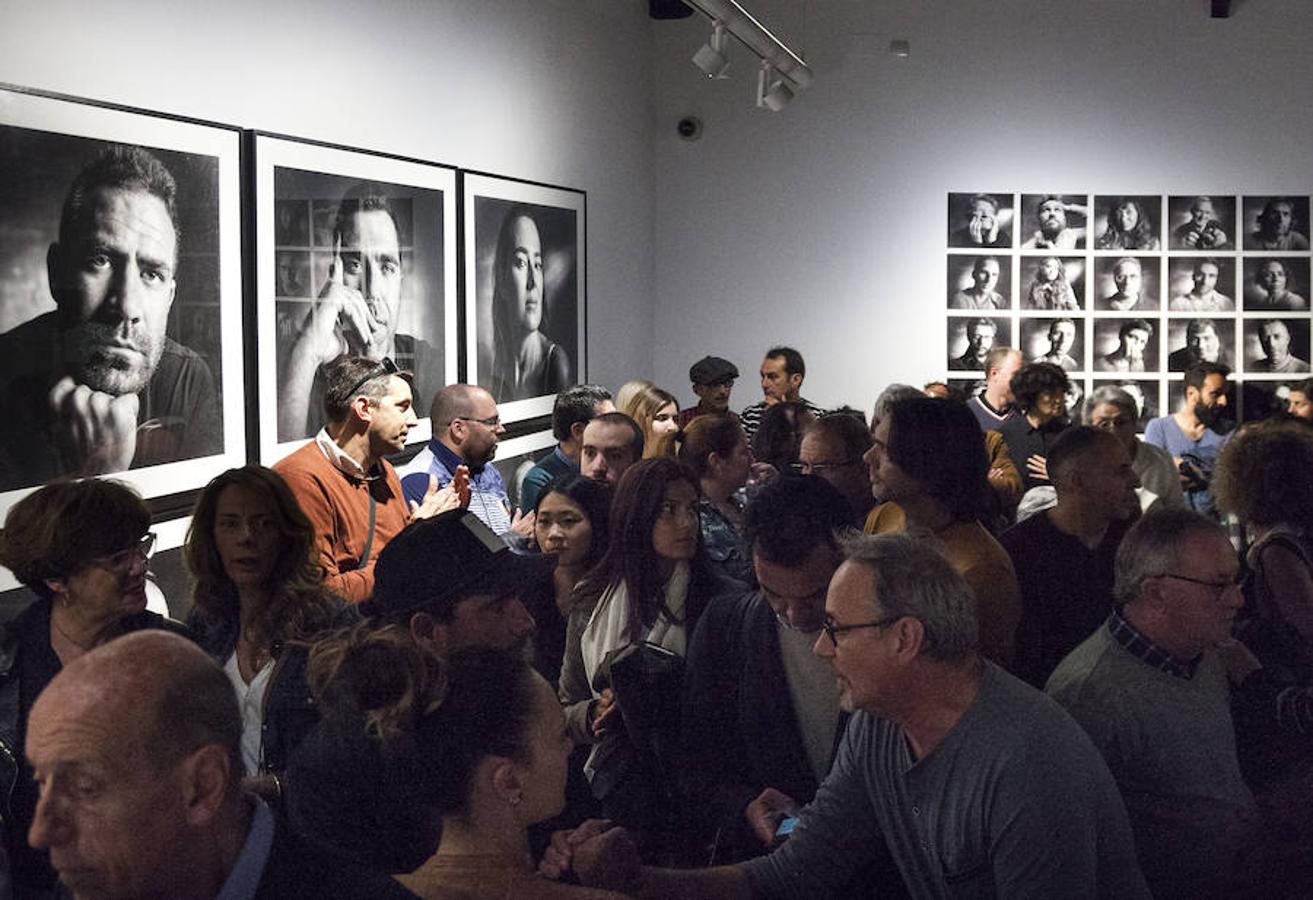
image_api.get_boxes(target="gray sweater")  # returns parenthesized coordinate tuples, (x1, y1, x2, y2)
(1046, 624, 1259, 897)
(743, 662, 1149, 900)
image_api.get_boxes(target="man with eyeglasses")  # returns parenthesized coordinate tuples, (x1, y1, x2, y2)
(275, 355, 463, 603)
(1046, 508, 1259, 898)
(795, 411, 874, 527)
(545, 532, 1148, 898)
(398, 383, 533, 538)
(681, 475, 858, 868)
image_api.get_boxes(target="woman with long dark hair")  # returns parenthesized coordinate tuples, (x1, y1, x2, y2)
(488, 206, 571, 400)
(185, 464, 346, 786)
(558, 458, 727, 838)
(529, 474, 611, 686)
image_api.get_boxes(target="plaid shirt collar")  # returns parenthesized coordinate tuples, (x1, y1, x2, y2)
(1107, 607, 1200, 680)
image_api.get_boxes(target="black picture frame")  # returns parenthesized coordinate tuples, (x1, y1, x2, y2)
(249, 132, 458, 463)
(0, 84, 246, 521)
(462, 171, 587, 425)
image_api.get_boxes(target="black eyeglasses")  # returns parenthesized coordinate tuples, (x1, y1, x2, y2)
(343, 357, 399, 399)
(454, 414, 502, 428)
(790, 459, 862, 475)
(820, 613, 903, 647)
(92, 533, 157, 574)
(1156, 571, 1244, 596)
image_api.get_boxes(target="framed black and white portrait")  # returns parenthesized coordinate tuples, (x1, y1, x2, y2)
(947, 316, 1010, 372)
(947, 192, 1013, 249)
(1018, 194, 1088, 251)
(1020, 317, 1084, 372)
(0, 86, 245, 519)
(1165, 318, 1235, 372)
(251, 133, 458, 462)
(1021, 256, 1084, 311)
(1242, 319, 1312, 375)
(947, 255, 1011, 310)
(488, 429, 557, 515)
(1242, 195, 1311, 251)
(1092, 318, 1160, 374)
(1241, 257, 1310, 311)
(1167, 195, 1236, 251)
(463, 172, 586, 424)
(947, 378, 987, 401)
(1166, 256, 1237, 312)
(1093, 195, 1162, 252)
(1092, 255, 1159, 312)
(1091, 379, 1159, 432)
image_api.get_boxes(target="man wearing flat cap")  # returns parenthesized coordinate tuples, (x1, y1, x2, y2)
(365, 507, 553, 657)
(679, 355, 740, 429)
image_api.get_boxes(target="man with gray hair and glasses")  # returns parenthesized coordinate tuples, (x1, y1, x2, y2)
(545, 533, 1148, 899)
(1046, 508, 1260, 899)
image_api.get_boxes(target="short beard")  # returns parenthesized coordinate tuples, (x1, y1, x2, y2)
(1040, 219, 1064, 238)
(1195, 401, 1225, 430)
(61, 321, 164, 395)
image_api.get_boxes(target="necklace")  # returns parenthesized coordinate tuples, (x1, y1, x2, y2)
(51, 612, 95, 654)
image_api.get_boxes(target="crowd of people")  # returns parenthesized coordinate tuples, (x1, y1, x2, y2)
(0, 343, 1311, 900)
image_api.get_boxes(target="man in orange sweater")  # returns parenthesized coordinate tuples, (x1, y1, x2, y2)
(275, 355, 463, 602)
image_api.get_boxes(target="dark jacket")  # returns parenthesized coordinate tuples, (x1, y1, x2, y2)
(0, 594, 191, 898)
(681, 589, 847, 860)
(187, 599, 355, 776)
(256, 817, 420, 899)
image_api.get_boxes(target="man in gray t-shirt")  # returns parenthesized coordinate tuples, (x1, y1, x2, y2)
(547, 533, 1150, 900)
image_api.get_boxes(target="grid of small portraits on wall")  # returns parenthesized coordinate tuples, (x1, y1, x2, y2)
(947, 192, 1313, 427)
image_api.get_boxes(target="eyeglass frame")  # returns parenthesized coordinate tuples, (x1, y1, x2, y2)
(90, 533, 158, 573)
(453, 414, 503, 429)
(343, 357, 400, 401)
(789, 458, 864, 475)
(820, 612, 904, 647)
(1153, 571, 1244, 597)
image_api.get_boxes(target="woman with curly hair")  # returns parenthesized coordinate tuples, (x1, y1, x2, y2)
(185, 464, 348, 785)
(1097, 198, 1161, 251)
(1026, 256, 1080, 311)
(1215, 420, 1313, 680)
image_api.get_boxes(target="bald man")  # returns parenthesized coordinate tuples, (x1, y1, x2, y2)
(25, 631, 415, 899)
(399, 383, 532, 536)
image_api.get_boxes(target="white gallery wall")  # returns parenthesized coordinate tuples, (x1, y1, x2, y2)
(0, 0, 658, 395)
(649, 0, 1313, 415)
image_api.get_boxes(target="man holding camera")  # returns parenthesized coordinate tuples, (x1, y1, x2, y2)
(1143, 362, 1230, 520)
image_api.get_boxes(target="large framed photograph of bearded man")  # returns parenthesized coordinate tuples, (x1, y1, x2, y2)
(0, 85, 245, 519)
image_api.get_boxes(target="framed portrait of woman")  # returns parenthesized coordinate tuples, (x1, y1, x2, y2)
(462, 171, 587, 424)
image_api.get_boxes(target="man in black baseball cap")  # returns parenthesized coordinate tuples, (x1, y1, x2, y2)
(362, 508, 554, 655)
(679, 355, 741, 429)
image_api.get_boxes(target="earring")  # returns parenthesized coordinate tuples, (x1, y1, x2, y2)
(509, 794, 522, 807)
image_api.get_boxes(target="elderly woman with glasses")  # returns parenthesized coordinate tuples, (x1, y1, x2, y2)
(0, 478, 191, 896)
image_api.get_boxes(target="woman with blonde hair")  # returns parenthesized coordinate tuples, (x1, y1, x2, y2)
(623, 384, 680, 458)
